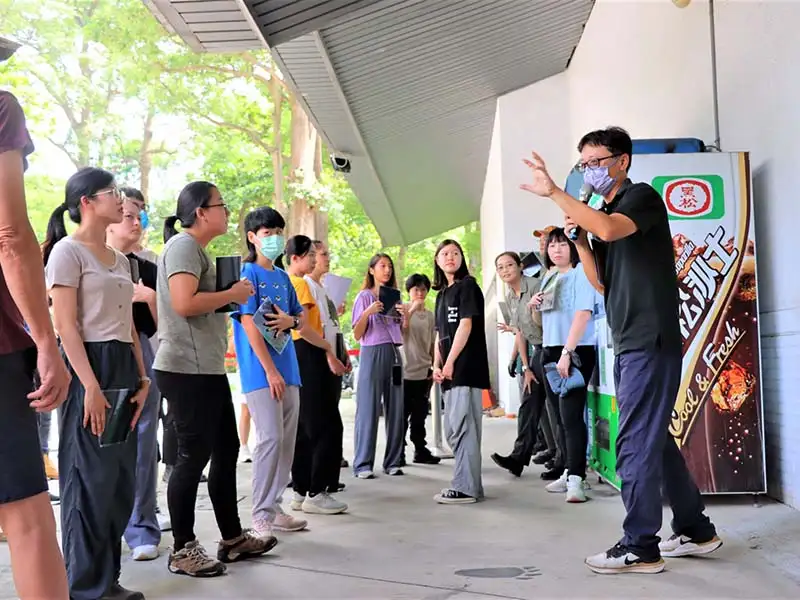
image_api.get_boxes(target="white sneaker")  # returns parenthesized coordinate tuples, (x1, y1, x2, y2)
(566, 475, 588, 503)
(301, 492, 348, 515)
(157, 512, 172, 532)
(356, 470, 375, 479)
(545, 469, 568, 493)
(585, 543, 665, 574)
(239, 445, 253, 463)
(132, 544, 159, 561)
(659, 534, 723, 558)
(289, 491, 305, 511)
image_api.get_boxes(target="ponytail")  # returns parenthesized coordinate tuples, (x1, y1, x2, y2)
(163, 215, 180, 242)
(275, 254, 285, 270)
(42, 204, 70, 266)
(43, 166, 115, 265)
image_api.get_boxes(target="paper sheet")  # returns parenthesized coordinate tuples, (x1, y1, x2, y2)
(323, 273, 353, 309)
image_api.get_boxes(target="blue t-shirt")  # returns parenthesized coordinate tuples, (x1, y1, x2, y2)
(233, 262, 303, 394)
(541, 265, 597, 348)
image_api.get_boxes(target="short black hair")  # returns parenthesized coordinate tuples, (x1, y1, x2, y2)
(578, 126, 633, 171)
(543, 227, 580, 271)
(405, 273, 431, 293)
(120, 187, 145, 204)
(243, 206, 286, 263)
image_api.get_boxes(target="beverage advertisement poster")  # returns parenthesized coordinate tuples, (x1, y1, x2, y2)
(590, 152, 765, 494)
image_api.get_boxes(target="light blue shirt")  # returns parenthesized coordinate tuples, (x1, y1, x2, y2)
(541, 265, 597, 348)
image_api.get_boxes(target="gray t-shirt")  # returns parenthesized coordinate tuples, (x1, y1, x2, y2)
(153, 232, 227, 375)
(402, 309, 435, 381)
(45, 237, 134, 343)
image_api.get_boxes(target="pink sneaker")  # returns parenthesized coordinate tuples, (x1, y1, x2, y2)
(252, 518, 274, 538)
(273, 512, 308, 532)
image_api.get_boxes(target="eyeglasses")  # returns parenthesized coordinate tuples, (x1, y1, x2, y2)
(576, 154, 620, 172)
(205, 202, 230, 215)
(91, 187, 121, 199)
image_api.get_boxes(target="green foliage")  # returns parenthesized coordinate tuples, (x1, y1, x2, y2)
(5, 0, 483, 347)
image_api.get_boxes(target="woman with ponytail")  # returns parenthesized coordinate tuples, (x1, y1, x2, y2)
(152, 181, 275, 579)
(44, 167, 150, 600)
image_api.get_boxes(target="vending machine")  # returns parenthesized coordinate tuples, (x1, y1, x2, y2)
(582, 150, 766, 495)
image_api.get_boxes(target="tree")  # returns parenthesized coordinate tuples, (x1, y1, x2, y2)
(2, 0, 172, 184)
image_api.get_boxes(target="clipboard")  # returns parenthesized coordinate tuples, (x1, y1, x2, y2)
(378, 286, 402, 316)
(253, 297, 290, 355)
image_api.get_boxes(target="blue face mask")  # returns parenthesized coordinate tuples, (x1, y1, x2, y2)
(259, 234, 285, 261)
(139, 209, 149, 230)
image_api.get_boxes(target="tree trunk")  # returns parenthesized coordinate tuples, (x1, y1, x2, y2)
(287, 98, 322, 239)
(269, 67, 285, 213)
(139, 107, 155, 199)
(396, 246, 408, 277)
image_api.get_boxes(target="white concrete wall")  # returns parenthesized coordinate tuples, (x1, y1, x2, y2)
(480, 0, 800, 506)
(479, 112, 506, 406)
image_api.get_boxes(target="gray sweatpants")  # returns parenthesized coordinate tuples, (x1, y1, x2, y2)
(246, 385, 300, 522)
(443, 386, 484, 499)
(353, 344, 405, 474)
(123, 332, 161, 550)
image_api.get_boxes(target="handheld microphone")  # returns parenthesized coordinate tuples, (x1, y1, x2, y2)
(567, 182, 595, 241)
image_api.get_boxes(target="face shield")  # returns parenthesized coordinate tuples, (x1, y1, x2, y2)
(0, 37, 20, 63)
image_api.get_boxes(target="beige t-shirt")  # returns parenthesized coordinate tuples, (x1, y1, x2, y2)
(402, 309, 435, 381)
(46, 237, 134, 343)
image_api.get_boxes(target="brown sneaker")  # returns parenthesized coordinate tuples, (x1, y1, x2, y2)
(168, 540, 226, 577)
(43, 453, 59, 480)
(217, 528, 277, 563)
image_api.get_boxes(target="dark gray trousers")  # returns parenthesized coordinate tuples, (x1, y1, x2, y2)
(615, 348, 716, 559)
(59, 341, 138, 600)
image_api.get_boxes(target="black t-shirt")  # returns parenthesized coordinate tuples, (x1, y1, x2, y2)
(592, 179, 681, 355)
(434, 276, 491, 392)
(128, 253, 157, 339)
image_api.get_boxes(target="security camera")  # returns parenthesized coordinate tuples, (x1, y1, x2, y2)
(330, 155, 351, 173)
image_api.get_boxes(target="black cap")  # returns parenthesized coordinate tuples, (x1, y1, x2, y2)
(0, 37, 21, 63)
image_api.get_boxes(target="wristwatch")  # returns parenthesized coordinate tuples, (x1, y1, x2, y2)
(139, 376, 151, 385)
(561, 348, 573, 357)
(290, 316, 300, 330)
(521, 363, 529, 372)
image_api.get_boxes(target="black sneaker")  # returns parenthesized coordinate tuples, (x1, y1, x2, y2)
(491, 453, 523, 477)
(413, 452, 441, 465)
(100, 583, 145, 600)
(540, 465, 565, 480)
(585, 542, 664, 574)
(434, 488, 477, 504)
(340, 458, 349, 468)
(532, 450, 554, 465)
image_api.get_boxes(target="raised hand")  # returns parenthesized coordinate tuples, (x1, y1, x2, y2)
(520, 152, 557, 198)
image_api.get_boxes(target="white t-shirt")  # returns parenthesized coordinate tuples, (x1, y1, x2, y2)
(305, 275, 340, 348)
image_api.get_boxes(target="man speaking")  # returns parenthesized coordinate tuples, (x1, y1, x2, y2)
(521, 127, 721, 574)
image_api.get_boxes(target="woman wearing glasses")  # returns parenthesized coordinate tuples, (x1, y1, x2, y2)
(42, 168, 150, 600)
(154, 182, 275, 579)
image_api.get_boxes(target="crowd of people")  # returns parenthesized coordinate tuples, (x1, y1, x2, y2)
(1, 34, 724, 600)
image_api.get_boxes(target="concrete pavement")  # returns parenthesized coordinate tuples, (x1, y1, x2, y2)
(2, 395, 799, 599)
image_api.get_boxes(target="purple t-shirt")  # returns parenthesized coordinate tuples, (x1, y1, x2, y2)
(351, 289, 403, 347)
(0, 91, 35, 356)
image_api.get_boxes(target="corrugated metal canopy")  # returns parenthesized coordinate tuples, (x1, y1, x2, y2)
(146, 0, 595, 245)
